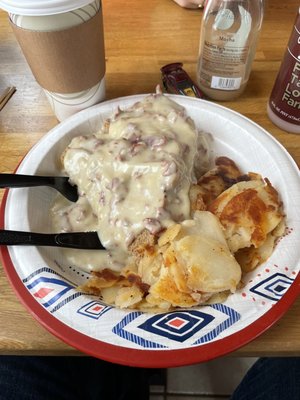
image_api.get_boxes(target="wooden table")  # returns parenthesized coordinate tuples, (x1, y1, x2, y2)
(0, 0, 299, 358)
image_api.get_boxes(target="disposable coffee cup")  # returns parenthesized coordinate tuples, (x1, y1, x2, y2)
(0, 0, 106, 121)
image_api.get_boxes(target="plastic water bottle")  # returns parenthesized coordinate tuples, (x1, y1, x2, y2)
(197, 0, 264, 101)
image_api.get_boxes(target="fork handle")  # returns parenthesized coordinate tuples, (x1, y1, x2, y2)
(0, 230, 104, 250)
(0, 174, 56, 188)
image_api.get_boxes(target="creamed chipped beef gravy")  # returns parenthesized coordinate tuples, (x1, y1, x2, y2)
(52, 94, 211, 272)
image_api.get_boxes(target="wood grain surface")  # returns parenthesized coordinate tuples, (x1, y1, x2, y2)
(0, 0, 299, 357)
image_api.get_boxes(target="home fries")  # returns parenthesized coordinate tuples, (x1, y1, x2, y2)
(51, 93, 285, 311)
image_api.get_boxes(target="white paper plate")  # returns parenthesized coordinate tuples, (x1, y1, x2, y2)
(1, 94, 300, 367)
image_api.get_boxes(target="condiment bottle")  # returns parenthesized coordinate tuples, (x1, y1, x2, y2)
(197, 0, 264, 101)
(267, 7, 300, 134)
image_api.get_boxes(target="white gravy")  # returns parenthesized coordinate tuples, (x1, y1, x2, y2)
(52, 94, 211, 272)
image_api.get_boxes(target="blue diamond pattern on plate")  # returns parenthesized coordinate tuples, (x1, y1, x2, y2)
(23, 267, 74, 308)
(23, 267, 76, 311)
(139, 310, 214, 343)
(250, 272, 294, 301)
(77, 300, 111, 319)
(112, 304, 240, 349)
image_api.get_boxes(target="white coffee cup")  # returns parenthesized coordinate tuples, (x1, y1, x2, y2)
(0, 0, 106, 121)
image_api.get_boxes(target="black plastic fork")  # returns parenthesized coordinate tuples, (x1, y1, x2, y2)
(0, 174, 78, 202)
(0, 230, 104, 250)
